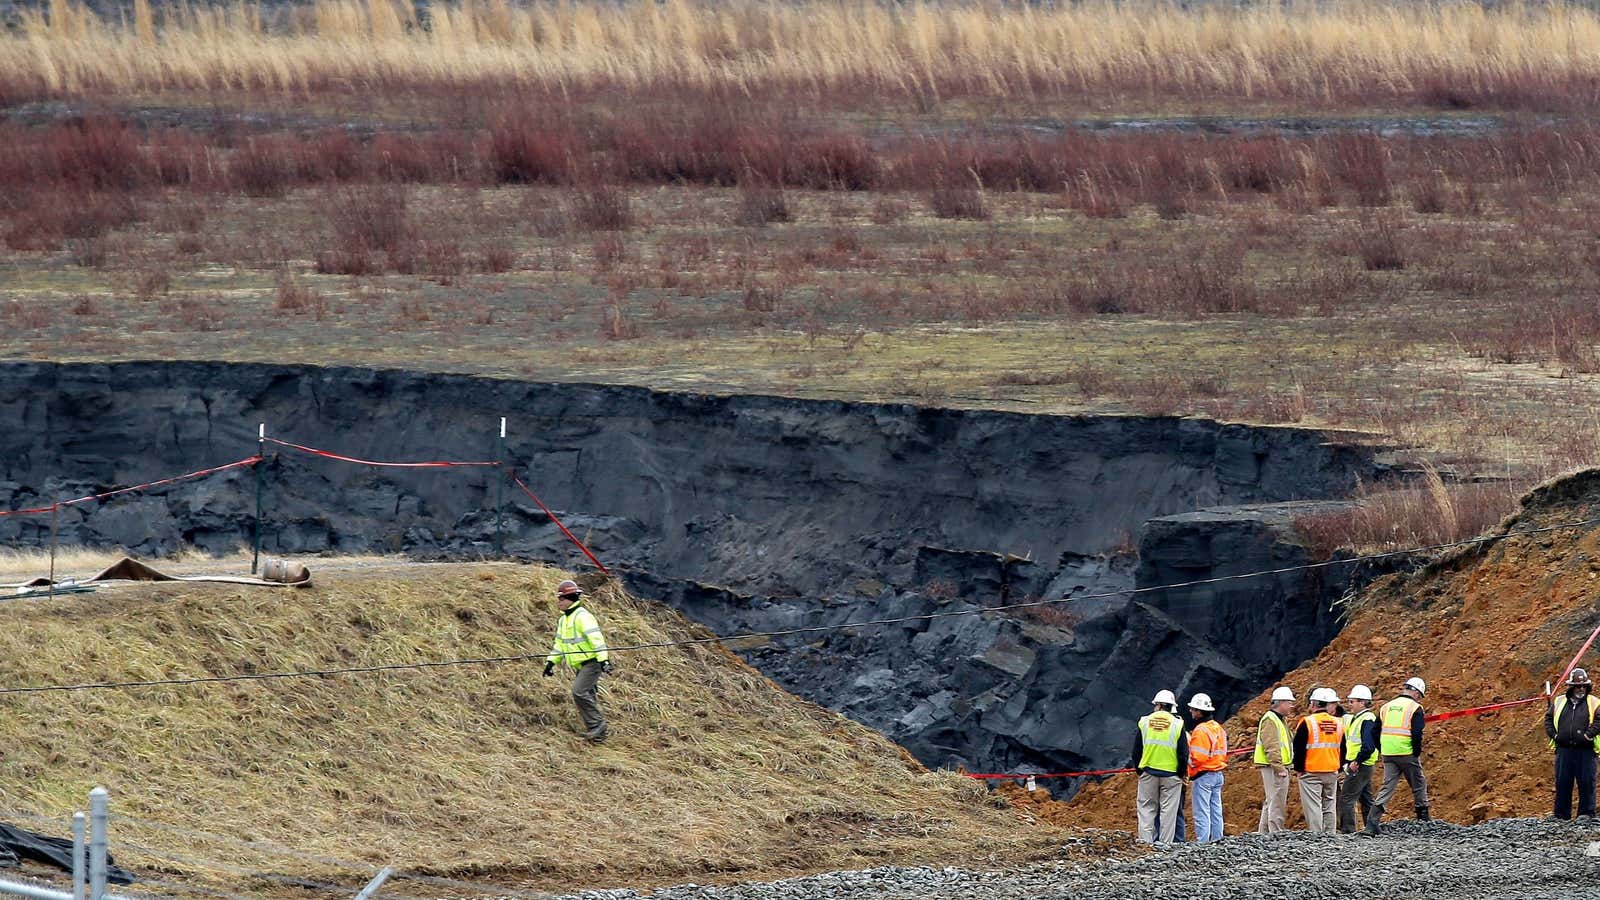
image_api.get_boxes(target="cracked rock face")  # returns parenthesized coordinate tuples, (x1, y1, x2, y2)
(0, 361, 1405, 784)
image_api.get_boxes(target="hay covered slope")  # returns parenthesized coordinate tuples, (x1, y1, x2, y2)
(1072, 469, 1600, 831)
(0, 565, 1048, 887)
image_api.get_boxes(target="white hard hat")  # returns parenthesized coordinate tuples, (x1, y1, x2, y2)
(1152, 689, 1177, 706)
(1310, 687, 1340, 704)
(1188, 693, 1215, 712)
(1404, 677, 1427, 696)
(1348, 684, 1373, 701)
(1270, 686, 1295, 703)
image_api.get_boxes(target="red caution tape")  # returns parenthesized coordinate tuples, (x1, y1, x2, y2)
(265, 438, 498, 468)
(1425, 695, 1546, 723)
(511, 475, 611, 576)
(0, 455, 263, 519)
(1559, 622, 1600, 690)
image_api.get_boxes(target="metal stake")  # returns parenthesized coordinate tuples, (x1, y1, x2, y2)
(352, 867, 393, 900)
(88, 788, 107, 900)
(494, 417, 506, 556)
(47, 503, 58, 601)
(71, 812, 85, 900)
(252, 423, 265, 575)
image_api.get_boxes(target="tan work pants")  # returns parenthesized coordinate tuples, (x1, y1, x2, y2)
(1135, 773, 1183, 843)
(1298, 771, 1339, 834)
(1257, 766, 1290, 833)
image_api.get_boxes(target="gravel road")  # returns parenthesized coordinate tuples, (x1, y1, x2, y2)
(553, 819, 1600, 900)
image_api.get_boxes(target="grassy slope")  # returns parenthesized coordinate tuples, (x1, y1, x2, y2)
(0, 564, 1061, 895)
(1066, 469, 1600, 831)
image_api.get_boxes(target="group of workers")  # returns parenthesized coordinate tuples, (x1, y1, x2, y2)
(535, 581, 1600, 837)
(1134, 668, 1600, 843)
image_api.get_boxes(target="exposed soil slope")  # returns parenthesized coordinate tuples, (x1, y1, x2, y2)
(0, 565, 1061, 896)
(1067, 468, 1600, 831)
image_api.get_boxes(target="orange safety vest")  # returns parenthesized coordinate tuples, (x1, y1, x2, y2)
(1302, 711, 1345, 773)
(1188, 719, 1228, 777)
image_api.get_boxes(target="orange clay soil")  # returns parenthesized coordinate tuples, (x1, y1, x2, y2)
(1065, 468, 1600, 833)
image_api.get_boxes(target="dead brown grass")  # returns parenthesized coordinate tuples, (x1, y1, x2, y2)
(8, 0, 1600, 112)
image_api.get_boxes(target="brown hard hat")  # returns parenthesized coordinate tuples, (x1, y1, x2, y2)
(557, 580, 583, 597)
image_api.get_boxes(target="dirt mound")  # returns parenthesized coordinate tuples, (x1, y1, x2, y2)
(1070, 469, 1600, 831)
(0, 564, 1062, 896)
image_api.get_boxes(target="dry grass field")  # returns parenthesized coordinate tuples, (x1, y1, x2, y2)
(0, 565, 1070, 897)
(5, 0, 1600, 544)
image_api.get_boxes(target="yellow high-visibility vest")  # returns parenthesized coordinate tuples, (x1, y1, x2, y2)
(548, 602, 610, 669)
(1137, 711, 1184, 773)
(1254, 710, 1291, 766)
(1343, 710, 1377, 765)
(1379, 697, 1421, 756)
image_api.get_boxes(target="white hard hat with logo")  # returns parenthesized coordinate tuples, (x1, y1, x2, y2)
(1188, 693, 1215, 712)
(1404, 677, 1427, 696)
(1270, 686, 1295, 703)
(1152, 689, 1177, 706)
(1348, 684, 1374, 701)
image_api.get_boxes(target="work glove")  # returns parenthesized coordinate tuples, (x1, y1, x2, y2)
(543, 662, 555, 678)
(601, 661, 615, 675)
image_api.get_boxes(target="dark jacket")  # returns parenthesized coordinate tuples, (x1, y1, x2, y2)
(1131, 711, 1190, 777)
(1546, 689, 1600, 751)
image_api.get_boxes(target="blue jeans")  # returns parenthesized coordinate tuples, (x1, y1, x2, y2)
(1191, 771, 1225, 843)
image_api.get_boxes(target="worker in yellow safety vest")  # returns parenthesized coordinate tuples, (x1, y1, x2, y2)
(1337, 684, 1379, 834)
(1254, 685, 1295, 834)
(544, 579, 613, 742)
(1546, 668, 1600, 820)
(1364, 676, 1429, 835)
(1292, 687, 1346, 834)
(1132, 689, 1189, 844)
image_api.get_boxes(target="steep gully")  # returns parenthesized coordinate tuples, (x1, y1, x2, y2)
(0, 362, 1414, 794)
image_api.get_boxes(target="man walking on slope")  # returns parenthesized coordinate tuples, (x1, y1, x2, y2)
(1365, 677, 1429, 835)
(1255, 686, 1295, 834)
(1338, 684, 1380, 834)
(1133, 689, 1189, 844)
(1547, 668, 1600, 820)
(1187, 693, 1227, 843)
(1293, 687, 1346, 834)
(544, 579, 613, 743)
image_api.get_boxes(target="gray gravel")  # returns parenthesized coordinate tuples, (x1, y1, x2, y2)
(550, 819, 1600, 900)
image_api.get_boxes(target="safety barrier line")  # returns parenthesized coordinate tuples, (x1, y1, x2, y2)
(264, 435, 611, 575)
(1559, 622, 1600, 688)
(2, 503, 1600, 697)
(0, 456, 263, 519)
(509, 475, 611, 576)
(263, 438, 498, 468)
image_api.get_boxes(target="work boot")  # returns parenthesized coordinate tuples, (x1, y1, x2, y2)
(585, 725, 609, 744)
(1361, 806, 1384, 837)
(1415, 805, 1431, 823)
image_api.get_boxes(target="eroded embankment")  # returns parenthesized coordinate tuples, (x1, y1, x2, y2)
(0, 361, 1401, 787)
(1069, 468, 1600, 829)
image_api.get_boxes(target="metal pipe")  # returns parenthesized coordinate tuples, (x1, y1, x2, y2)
(87, 789, 107, 900)
(70, 813, 85, 900)
(352, 867, 393, 900)
(0, 876, 76, 900)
